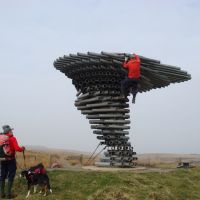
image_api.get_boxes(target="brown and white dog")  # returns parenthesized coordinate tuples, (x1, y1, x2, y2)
(20, 163, 52, 198)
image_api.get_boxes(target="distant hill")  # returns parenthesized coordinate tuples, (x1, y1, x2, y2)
(26, 145, 91, 155)
(26, 146, 200, 163)
(137, 153, 200, 163)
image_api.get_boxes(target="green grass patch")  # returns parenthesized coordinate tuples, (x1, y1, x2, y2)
(10, 167, 200, 200)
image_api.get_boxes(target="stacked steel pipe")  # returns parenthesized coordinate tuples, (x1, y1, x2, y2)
(54, 52, 191, 167)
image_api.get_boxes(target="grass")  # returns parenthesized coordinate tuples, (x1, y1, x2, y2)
(15, 150, 97, 169)
(9, 167, 200, 200)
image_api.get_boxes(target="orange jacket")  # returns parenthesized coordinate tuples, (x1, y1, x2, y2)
(123, 54, 141, 79)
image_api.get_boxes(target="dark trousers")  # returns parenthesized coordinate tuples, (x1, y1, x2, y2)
(121, 78, 139, 99)
(0, 159, 16, 196)
(0, 159, 16, 182)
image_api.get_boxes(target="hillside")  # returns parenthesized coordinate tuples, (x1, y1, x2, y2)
(14, 167, 200, 200)
(16, 147, 200, 169)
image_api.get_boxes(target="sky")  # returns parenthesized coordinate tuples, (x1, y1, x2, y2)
(0, 0, 199, 154)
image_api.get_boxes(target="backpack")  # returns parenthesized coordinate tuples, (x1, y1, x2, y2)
(0, 134, 13, 158)
(29, 163, 46, 174)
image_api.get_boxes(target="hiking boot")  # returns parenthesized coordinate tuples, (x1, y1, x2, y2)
(0, 180, 6, 198)
(6, 180, 15, 199)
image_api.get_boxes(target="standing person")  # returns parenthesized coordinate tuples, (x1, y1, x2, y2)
(121, 53, 141, 103)
(0, 125, 25, 199)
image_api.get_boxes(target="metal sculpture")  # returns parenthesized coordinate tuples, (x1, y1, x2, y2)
(54, 52, 191, 167)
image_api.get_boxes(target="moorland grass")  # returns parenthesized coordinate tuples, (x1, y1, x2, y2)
(12, 167, 200, 200)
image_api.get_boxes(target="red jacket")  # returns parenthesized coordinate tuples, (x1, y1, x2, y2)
(123, 54, 141, 79)
(6, 133, 24, 158)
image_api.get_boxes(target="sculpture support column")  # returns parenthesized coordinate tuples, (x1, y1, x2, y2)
(76, 91, 137, 167)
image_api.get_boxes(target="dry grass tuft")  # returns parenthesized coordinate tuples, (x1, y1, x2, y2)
(88, 186, 136, 200)
(15, 150, 99, 170)
(146, 191, 173, 200)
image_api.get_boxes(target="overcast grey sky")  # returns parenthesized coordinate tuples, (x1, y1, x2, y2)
(0, 0, 199, 153)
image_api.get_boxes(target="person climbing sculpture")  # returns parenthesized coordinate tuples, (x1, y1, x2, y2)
(121, 53, 141, 103)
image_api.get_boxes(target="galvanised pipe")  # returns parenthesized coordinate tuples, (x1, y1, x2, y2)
(86, 114, 130, 119)
(89, 120, 130, 124)
(93, 130, 129, 135)
(91, 125, 130, 130)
